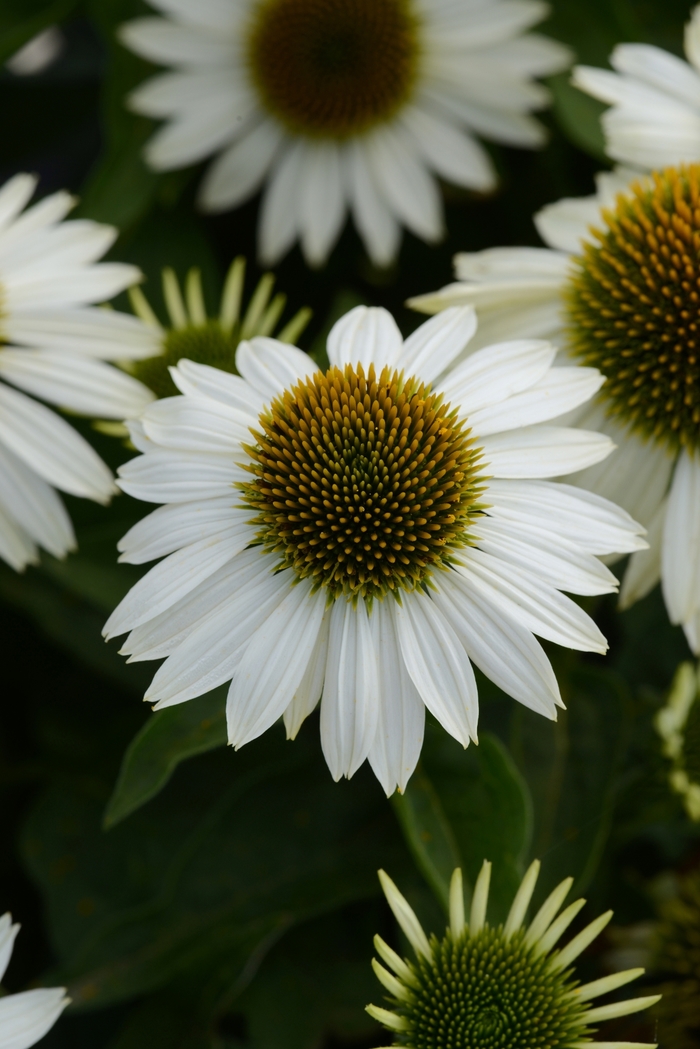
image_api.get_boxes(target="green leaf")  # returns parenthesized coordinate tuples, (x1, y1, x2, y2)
(550, 75, 608, 162)
(394, 725, 532, 922)
(0, 0, 79, 65)
(391, 769, 461, 913)
(21, 726, 406, 1012)
(104, 690, 228, 829)
(510, 663, 633, 903)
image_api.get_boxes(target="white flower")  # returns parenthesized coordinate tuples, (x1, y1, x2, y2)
(572, 4, 700, 172)
(119, 0, 570, 267)
(104, 304, 644, 794)
(0, 172, 156, 572)
(410, 163, 700, 652)
(0, 912, 69, 1049)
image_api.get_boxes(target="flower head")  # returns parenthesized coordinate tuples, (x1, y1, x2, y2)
(655, 660, 700, 820)
(648, 867, 700, 1049)
(0, 173, 155, 571)
(0, 912, 69, 1049)
(120, 258, 311, 401)
(119, 0, 570, 267)
(104, 303, 644, 793)
(368, 862, 660, 1049)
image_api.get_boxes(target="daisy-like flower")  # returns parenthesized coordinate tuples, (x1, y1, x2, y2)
(119, 0, 570, 268)
(0, 172, 156, 572)
(571, 4, 700, 173)
(655, 660, 700, 821)
(104, 303, 644, 794)
(410, 163, 700, 652)
(97, 258, 311, 438)
(0, 912, 69, 1049)
(368, 862, 660, 1048)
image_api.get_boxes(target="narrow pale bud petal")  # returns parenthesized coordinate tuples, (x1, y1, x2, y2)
(128, 286, 163, 330)
(379, 870, 432, 960)
(552, 910, 613, 971)
(525, 877, 573, 947)
(373, 934, 418, 986)
(469, 860, 491, 934)
(185, 268, 207, 325)
(365, 1004, 409, 1031)
(220, 256, 246, 332)
(241, 273, 276, 339)
(584, 995, 661, 1024)
(162, 267, 187, 329)
(372, 959, 410, 1001)
(449, 867, 465, 939)
(534, 898, 586, 956)
(504, 859, 540, 939)
(574, 968, 646, 1002)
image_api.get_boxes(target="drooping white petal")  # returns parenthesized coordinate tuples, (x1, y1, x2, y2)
(662, 450, 700, 626)
(400, 306, 477, 384)
(118, 496, 243, 564)
(455, 548, 608, 653)
(467, 367, 604, 436)
(258, 142, 304, 265)
(437, 339, 556, 414)
(326, 306, 403, 372)
(283, 611, 331, 740)
(198, 119, 283, 212)
(320, 597, 380, 781)
(0, 987, 69, 1049)
(619, 498, 666, 610)
(344, 141, 401, 267)
(368, 599, 425, 796)
(0, 174, 37, 233)
(118, 17, 234, 67)
(363, 124, 443, 243)
(480, 425, 614, 479)
(0, 382, 115, 502)
(0, 443, 75, 558)
(433, 569, 561, 718)
(298, 141, 347, 266)
(394, 590, 478, 747)
(0, 505, 37, 572)
(0, 914, 19, 983)
(399, 104, 496, 192)
(227, 581, 326, 747)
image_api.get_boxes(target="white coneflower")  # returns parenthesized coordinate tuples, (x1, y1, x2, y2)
(410, 162, 700, 652)
(104, 303, 644, 794)
(572, 4, 700, 173)
(119, 0, 570, 267)
(0, 912, 69, 1049)
(368, 861, 660, 1049)
(0, 172, 155, 572)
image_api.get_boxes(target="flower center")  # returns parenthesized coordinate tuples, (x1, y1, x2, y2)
(566, 165, 700, 452)
(131, 322, 239, 399)
(241, 363, 484, 601)
(398, 928, 591, 1049)
(246, 0, 420, 138)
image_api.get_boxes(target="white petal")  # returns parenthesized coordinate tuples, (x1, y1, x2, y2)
(368, 600, 425, 795)
(0, 382, 114, 502)
(434, 570, 561, 718)
(320, 598, 380, 780)
(145, 561, 292, 706)
(394, 590, 478, 746)
(258, 142, 304, 265)
(455, 549, 608, 653)
(104, 519, 254, 638)
(141, 394, 250, 451)
(535, 192, 605, 253)
(344, 141, 401, 267)
(0, 987, 68, 1049)
(235, 336, 315, 399)
(611, 43, 700, 108)
(227, 581, 326, 747)
(141, 0, 241, 32)
(686, 4, 700, 75)
(0, 443, 74, 558)
(400, 306, 477, 384)
(326, 306, 403, 372)
(0, 350, 154, 419)
(479, 425, 614, 478)
(467, 367, 604, 436)
(363, 124, 443, 242)
(3, 264, 140, 312)
(619, 498, 666, 610)
(171, 358, 263, 417)
(117, 449, 246, 503)
(437, 339, 556, 414)
(118, 17, 234, 66)
(3, 307, 159, 361)
(118, 496, 243, 564)
(453, 246, 570, 282)
(283, 611, 331, 740)
(485, 479, 647, 555)
(0, 174, 37, 233)
(662, 451, 700, 625)
(0, 504, 37, 572)
(198, 119, 282, 212)
(299, 141, 346, 266)
(0, 915, 19, 983)
(399, 104, 496, 191)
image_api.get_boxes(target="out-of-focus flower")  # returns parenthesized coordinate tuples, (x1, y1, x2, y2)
(0, 173, 155, 571)
(6, 27, 63, 77)
(104, 303, 644, 794)
(656, 661, 700, 820)
(119, 0, 570, 267)
(368, 861, 660, 1048)
(0, 912, 69, 1049)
